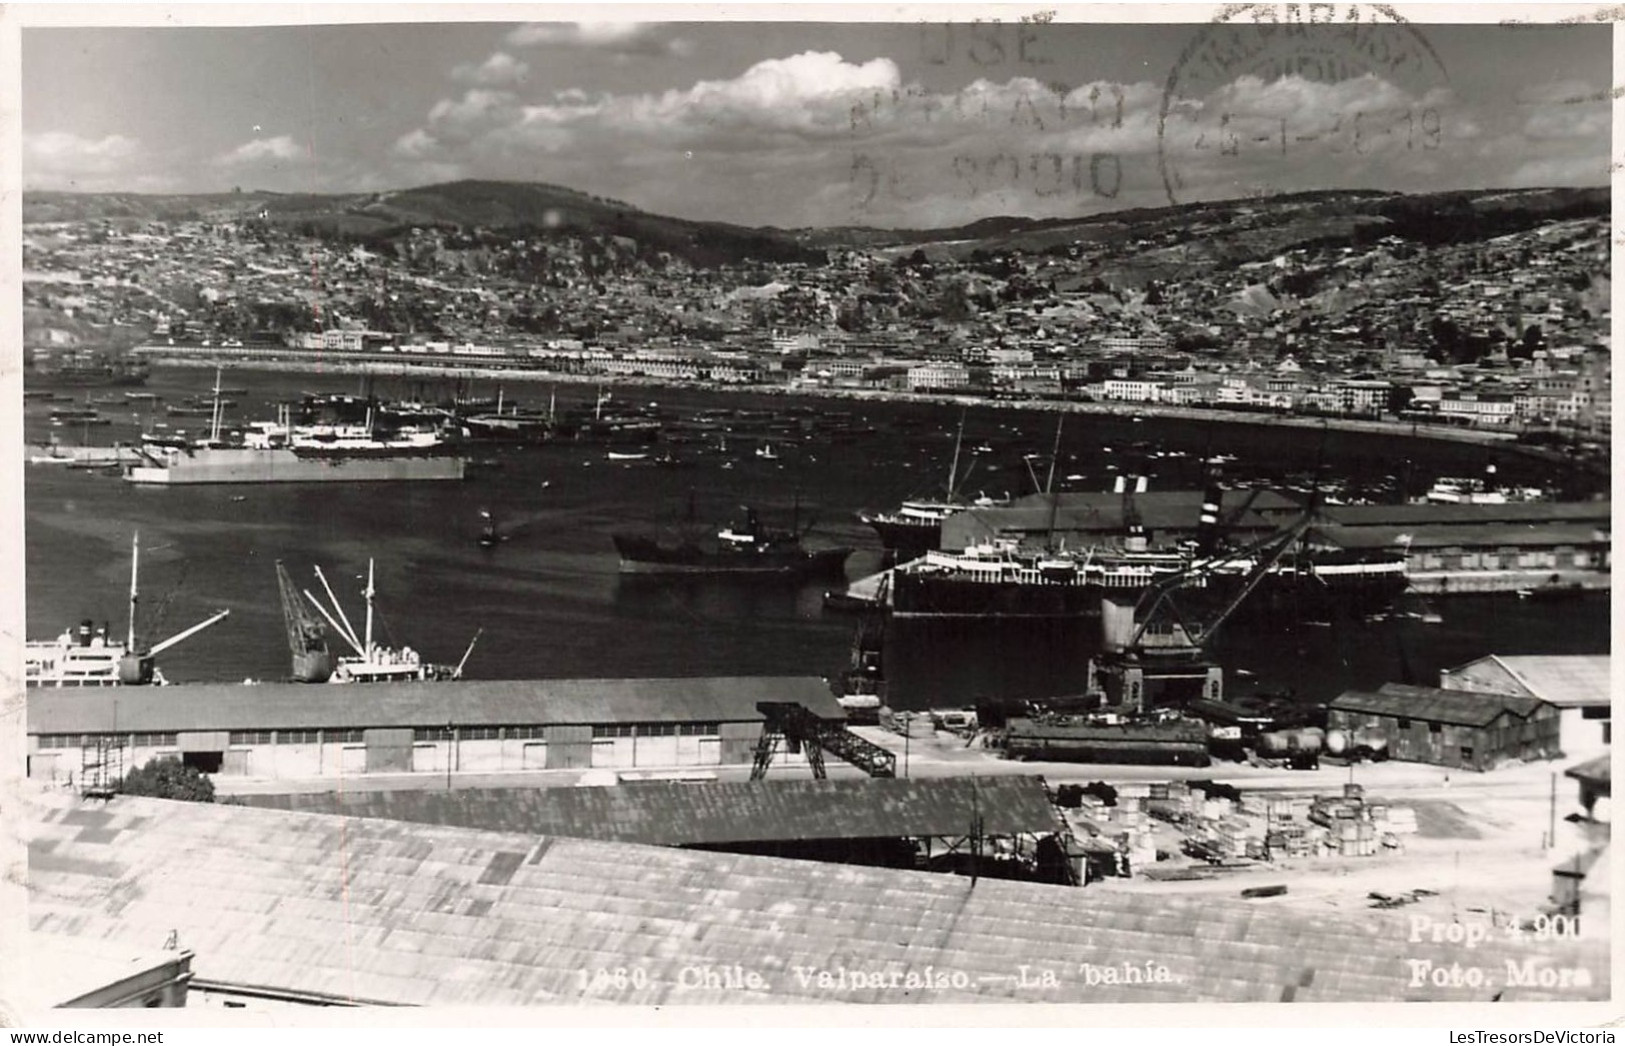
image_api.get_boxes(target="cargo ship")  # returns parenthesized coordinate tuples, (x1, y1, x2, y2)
(25, 533, 229, 686)
(612, 507, 852, 578)
(858, 414, 1005, 559)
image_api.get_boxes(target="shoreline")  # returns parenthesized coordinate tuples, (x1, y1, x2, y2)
(138, 351, 1537, 452)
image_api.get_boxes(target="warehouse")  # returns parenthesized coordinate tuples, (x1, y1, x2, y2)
(233, 775, 1072, 880)
(1313, 522, 1610, 593)
(1327, 683, 1561, 771)
(1440, 654, 1610, 756)
(26, 676, 844, 785)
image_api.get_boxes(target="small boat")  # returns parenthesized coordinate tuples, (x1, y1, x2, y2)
(756, 443, 780, 461)
(607, 450, 649, 462)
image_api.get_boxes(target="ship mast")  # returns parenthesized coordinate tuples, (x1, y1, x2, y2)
(208, 367, 224, 444)
(1044, 416, 1064, 550)
(945, 411, 966, 500)
(363, 558, 376, 661)
(126, 531, 140, 649)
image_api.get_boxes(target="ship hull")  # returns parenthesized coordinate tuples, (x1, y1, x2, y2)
(891, 566, 1409, 622)
(862, 516, 944, 559)
(613, 534, 851, 578)
(125, 447, 466, 484)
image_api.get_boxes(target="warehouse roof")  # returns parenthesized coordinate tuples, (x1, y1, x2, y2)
(1317, 501, 1611, 528)
(230, 775, 1064, 846)
(1315, 522, 1609, 550)
(1331, 684, 1550, 728)
(27, 676, 844, 735)
(1463, 655, 1612, 709)
(24, 790, 1607, 1005)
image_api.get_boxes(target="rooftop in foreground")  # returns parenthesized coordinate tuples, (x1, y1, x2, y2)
(23, 789, 1607, 1006)
(229, 775, 1064, 846)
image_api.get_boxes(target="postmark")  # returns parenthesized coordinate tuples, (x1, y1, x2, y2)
(1157, 4, 1452, 206)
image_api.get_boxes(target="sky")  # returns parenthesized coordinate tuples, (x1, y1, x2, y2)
(20, 17, 1613, 229)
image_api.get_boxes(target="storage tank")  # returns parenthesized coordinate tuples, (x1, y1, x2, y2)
(1257, 731, 1292, 757)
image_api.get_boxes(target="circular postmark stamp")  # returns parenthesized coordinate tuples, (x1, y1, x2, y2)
(1157, 4, 1452, 206)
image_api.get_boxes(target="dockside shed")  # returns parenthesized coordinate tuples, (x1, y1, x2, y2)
(1327, 683, 1561, 771)
(1440, 654, 1610, 756)
(27, 676, 844, 784)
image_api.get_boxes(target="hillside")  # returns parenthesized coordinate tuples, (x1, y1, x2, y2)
(23, 181, 1607, 273)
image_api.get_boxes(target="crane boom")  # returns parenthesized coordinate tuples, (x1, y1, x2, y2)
(304, 589, 364, 656)
(312, 567, 362, 652)
(1125, 510, 1315, 651)
(146, 609, 230, 657)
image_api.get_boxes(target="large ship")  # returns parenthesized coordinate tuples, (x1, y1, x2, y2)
(858, 413, 1004, 559)
(124, 385, 467, 485)
(26, 348, 150, 389)
(613, 507, 852, 578)
(888, 537, 1409, 622)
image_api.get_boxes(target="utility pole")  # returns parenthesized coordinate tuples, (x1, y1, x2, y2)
(446, 720, 454, 791)
(1547, 771, 1557, 851)
(903, 713, 911, 779)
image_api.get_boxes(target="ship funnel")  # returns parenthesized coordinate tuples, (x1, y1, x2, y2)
(1196, 482, 1224, 556)
(78, 620, 93, 646)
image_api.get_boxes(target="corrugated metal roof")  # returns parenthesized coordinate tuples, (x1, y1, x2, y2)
(1318, 502, 1611, 528)
(24, 790, 1606, 1005)
(230, 776, 1064, 845)
(1490, 655, 1611, 708)
(1331, 684, 1549, 727)
(1316, 522, 1609, 550)
(27, 677, 844, 735)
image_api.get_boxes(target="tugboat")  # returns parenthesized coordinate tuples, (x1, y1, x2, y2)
(612, 505, 851, 578)
(25, 533, 230, 686)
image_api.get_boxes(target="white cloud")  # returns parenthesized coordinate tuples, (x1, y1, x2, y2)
(218, 135, 304, 165)
(452, 52, 530, 87)
(506, 22, 689, 57)
(23, 132, 150, 191)
(25, 131, 139, 168)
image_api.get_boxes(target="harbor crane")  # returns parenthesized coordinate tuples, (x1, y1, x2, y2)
(276, 560, 333, 682)
(120, 532, 230, 684)
(749, 702, 897, 780)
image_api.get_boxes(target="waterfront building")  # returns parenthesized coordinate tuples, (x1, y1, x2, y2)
(1440, 655, 1611, 755)
(26, 677, 844, 785)
(1327, 683, 1562, 771)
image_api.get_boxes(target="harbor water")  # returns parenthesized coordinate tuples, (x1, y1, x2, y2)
(23, 366, 1611, 709)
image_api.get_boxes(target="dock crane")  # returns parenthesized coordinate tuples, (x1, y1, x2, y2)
(750, 702, 897, 780)
(276, 560, 334, 682)
(1092, 483, 1322, 712)
(118, 532, 230, 684)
